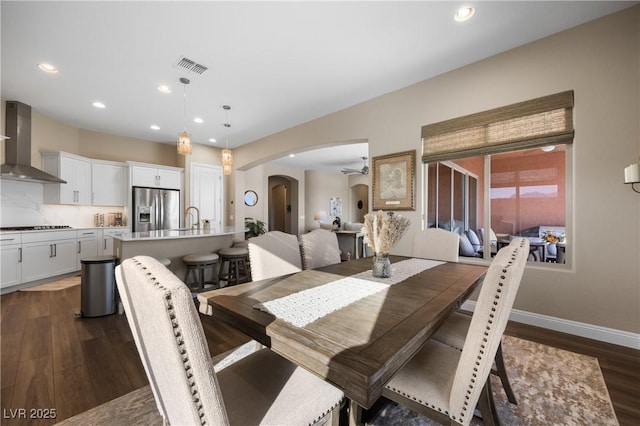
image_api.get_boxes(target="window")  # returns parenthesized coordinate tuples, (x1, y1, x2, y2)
(422, 92, 573, 264)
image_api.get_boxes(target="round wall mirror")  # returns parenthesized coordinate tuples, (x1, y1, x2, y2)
(244, 190, 258, 206)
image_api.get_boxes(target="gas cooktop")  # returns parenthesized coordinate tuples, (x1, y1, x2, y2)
(0, 225, 73, 231)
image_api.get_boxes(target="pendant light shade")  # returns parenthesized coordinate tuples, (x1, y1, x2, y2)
(177, 78, 192, 155)
(222, 105, 233, 175)
(177, 131, 192, 155)
(222, 148, 233, 175)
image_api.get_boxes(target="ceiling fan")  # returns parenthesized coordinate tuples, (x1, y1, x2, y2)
(341, 157, 369, 175)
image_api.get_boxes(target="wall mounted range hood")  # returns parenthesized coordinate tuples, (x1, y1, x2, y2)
(1, 101, 66, 184)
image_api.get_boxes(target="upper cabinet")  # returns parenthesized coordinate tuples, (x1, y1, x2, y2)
(92, 161, 125, 206)
(43, 152, 92, 204)
(42, 152, 126, 206)
(129, 162, 182, 189)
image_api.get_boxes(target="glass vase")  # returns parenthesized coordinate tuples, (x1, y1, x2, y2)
(372, 254, 391, 278)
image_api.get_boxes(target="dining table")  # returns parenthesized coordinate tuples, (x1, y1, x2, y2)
(198, 255, 487, 425)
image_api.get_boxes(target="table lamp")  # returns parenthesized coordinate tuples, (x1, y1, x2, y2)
(313, 211, 327, 225)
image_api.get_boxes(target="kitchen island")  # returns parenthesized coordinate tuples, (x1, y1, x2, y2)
(113, 227, 246, 279)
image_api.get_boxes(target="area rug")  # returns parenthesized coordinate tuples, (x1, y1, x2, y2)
(19, 275, 81, 291)
(370, 334, 619, 425)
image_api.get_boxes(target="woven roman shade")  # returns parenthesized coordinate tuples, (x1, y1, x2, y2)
(422, 91, 574, 163)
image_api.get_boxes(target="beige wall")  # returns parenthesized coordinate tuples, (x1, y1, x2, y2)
(232, 7, 640, 333)
(79, 129, 178, 166)
(305, 169, 350, 230)
(242, 164, 306, 234)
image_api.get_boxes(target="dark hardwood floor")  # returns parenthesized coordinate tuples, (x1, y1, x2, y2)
(1, 283, 638, 425)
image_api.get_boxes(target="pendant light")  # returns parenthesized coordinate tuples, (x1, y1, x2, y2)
(222, 105, 233, 175)
(177, 77, 192, 155)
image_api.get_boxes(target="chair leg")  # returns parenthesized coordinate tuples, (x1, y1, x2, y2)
(494, 341, 517, 405)
(477, 378, 499, 426)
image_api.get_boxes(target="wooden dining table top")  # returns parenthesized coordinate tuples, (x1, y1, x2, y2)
(198, 255, 487, 409)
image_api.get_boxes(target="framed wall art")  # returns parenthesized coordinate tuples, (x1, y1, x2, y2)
(330, 197, 343, 216)
(372, 150, 416, 211)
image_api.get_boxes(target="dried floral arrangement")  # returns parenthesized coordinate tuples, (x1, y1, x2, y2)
(362, 210, 411, 255)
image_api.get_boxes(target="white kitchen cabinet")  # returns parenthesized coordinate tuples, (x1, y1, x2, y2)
(100, 227, 127, 256)
(76, 229, 100, 269)
(130, 163, 182, 189)
(92, 161, 125, 206)
(21, 230, 78, 283)
(42, 152, 92, 204)
(0, 234, 22, 289)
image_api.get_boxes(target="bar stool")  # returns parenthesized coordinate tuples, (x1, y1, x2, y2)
(183, 253, 219, 291)
(155, 257, 172, 268)
(218, 247, 250, 286)
(232, 240, 251, 281)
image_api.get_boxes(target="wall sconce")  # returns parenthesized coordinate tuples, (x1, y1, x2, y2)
(624, 161, 640, 193)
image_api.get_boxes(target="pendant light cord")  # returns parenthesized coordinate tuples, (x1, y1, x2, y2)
(183, 82, 187, 132)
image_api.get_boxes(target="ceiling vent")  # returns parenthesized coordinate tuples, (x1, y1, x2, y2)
(173, 56, 208, 75)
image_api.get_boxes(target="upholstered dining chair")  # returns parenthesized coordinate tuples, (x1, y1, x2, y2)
(382, 237, 529, 426)
(432, 312, 518, 405)
(248, 231, 303, 281)
(412, 228, 460, 262)
(115, 256, 343, 426)
(299, 229, 342, 270)
(420, 229, 518, 403)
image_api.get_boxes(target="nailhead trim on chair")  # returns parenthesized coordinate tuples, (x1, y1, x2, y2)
(453, 241, 524, 424)
(133, 258, 208, 426)
(308, 400, 342, 426)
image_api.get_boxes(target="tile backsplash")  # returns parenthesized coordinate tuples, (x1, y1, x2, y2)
(1, 179, 126, 228)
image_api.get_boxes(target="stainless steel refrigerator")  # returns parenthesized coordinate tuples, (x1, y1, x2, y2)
(132, 187, 180, 232)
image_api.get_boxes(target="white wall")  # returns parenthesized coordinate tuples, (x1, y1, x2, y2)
(232, 7, 640, 334)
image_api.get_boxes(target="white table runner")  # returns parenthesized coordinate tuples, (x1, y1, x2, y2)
(254, 258, 444, 327)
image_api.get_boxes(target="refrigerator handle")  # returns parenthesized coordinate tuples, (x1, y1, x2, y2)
(159, 193, 165, 230)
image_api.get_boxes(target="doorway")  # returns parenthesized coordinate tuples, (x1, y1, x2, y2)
(190, 163, 223, 228)
(350, 183, 369, 223)
(268, 175, 299, 234)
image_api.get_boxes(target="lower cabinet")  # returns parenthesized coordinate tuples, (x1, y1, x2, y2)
(76, 229, 100, 269)
(0, 227, 128, 291)
(20, 230, 78, 284)
(0, 236, 22, 289)
(100, 227, 128, 256)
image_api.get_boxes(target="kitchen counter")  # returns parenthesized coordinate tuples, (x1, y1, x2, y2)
(113, 226, 244, 242)
(112, 227, 247, 279)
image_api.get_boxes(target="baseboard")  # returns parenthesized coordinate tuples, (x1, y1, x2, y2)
(460, 300, 640, 350)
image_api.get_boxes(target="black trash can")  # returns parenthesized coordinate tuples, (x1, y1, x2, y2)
(81, 255, 117, 317)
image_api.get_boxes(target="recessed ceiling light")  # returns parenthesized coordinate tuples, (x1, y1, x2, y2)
(193, 117, 203, 124)
(38, 63, 58, 73)
(92, 101, 106, 109)
(289, 154, 295, 158)
(150, 125, 160, 130)
(541, 145, 556, 152)
(157, 84, 171, 94)
(454, 6, 475, 22)
(209, 138, 217, 143)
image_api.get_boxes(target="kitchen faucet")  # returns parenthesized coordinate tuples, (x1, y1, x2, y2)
(185, 206, 200, 230)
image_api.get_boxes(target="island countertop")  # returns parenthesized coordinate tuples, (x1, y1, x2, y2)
(113, 226, 247, 279)
(113, 226, 246, 242)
